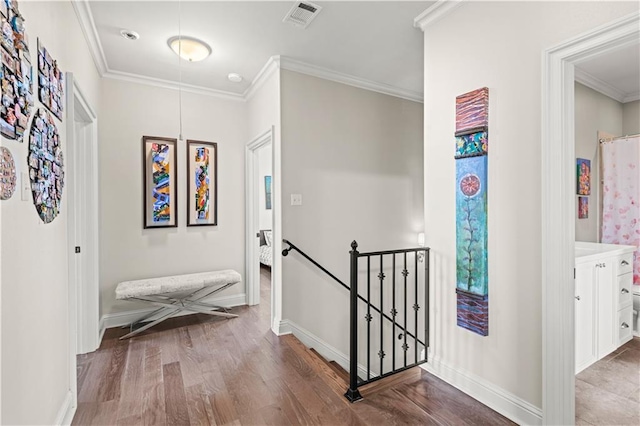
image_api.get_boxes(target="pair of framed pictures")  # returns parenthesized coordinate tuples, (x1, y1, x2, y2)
(142, 136, 218, 229)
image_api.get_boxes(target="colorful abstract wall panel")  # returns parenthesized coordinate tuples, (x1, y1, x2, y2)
(0, 145, 16, 199)
(265, 175, 272, 210)
(455, 87, 489, 336)
(576, 158, 591, 195)
(187, 140, 217, 226)
(194, 146, 210, 219)
(28, 108, 64, 223)
(152, 143, 171, 222)
(1, 0, 34, 142)
(143, 136, 177, 228)
(37, 39, 64, 121)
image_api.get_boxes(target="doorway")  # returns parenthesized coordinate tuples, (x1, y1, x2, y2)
(542, 12, 640, 425)
(66, 73, 100, 360)
(245, 128, 275, 325)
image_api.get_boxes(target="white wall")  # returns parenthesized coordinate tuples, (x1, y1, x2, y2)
(99, 78, 246, 316)
(246, 66, 282, 325)
(622, 100, 640, 135)
(575, 82, 623, 242)
(0, 1, 101, 424)
(257, 144, 273, 230)
(421, 0, 638, 414)
(280, 70, 424, 359)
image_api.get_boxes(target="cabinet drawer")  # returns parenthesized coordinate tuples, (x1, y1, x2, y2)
(618, 306, 633, 345)
(617, 253, 633, 276)
(618, 273, 633, 308)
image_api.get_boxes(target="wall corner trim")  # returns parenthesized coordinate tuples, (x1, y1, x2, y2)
(71, 0, 109, 76)
(421, 358, 542, 425)
(54, 390, 75, 426)
(244, 56, 281, 101)
(414, 0, 463, 31)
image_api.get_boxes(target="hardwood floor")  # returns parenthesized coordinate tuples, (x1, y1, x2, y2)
(73, 266, 513, 425)
(576, 337, 640, 425)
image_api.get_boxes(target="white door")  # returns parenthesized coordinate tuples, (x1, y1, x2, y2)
(66, 74, 99, 355)
(575, 262, 596, 373)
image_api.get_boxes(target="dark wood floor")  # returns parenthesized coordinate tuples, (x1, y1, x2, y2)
(576, 337, 640, 425)
(73, 266, 513, 425)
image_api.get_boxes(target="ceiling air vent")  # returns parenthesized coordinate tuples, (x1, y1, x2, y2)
(282, 1, 322, 29)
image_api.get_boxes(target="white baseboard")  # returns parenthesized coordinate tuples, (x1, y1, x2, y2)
(99, 293, 247, 336)
(54, 390, 75, 426)
(276, 319, 370, 380)
(421, 356, 542, 426)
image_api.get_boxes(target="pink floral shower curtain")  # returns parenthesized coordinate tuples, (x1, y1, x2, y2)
(601, 136, 640, 284)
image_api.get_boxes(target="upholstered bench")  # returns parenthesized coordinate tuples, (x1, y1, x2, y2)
(116, 269, 242, 339)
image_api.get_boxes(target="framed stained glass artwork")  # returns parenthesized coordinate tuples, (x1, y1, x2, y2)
(187, 139, 217, 226)
(142, 136, 177, 229)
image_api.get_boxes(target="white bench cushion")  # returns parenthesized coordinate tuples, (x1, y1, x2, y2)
(116, 270, 242, 300)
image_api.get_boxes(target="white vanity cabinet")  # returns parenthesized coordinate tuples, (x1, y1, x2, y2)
(575, 242, 636, 374)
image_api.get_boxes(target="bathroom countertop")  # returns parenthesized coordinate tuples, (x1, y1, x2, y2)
(576, 241, 636, 264)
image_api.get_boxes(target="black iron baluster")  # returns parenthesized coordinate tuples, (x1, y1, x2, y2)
(392, 254, 396, 371)
(425, 248, 430, 361)
(379, 255, 385, 377)
(345, 241, 362, 402)
(403, 252, 408, 367)
(367, 255, 371, 380)
(414, 251, 419, 363)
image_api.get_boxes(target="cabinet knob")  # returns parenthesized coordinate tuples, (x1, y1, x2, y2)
(621, 288, 630, 294)
(621, 260, 629, 266)
(621, 322, 629, 329)
(575, 295, 581, 301)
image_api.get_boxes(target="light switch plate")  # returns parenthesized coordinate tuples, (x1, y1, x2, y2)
(21, 172, 29, 201)
(291, 193, 302, 206)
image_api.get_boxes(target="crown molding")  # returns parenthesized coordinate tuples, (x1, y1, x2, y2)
(71, 0, 108, 76)
(279, 56, 423, 103)
(243, 56, 281, 101)
(623, 92, 640, 103)
(103, 69, 245, 102)
(73, 3, 423, 103)
(414, 0, 463, 31)
(574, 67, 628, 103)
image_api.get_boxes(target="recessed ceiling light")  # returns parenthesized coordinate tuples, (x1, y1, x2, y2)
(167, 36, 211, 62)
(120, 29, 139, 41)
(228, 73, 243, 83)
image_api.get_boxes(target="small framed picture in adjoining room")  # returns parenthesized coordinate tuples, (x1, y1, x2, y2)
(187, 139, 218, 226)
(265, 175, 272, 210)
(578, 196, 588, 219)
(577, 158, 591, 195)
(142, 136, 178, 229)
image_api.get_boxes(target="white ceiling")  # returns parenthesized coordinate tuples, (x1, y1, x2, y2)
(575, 42, 640, 103)
(88, 1, 433, 97)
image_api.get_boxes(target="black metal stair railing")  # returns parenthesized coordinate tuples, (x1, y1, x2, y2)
(282, 238, 430, 403)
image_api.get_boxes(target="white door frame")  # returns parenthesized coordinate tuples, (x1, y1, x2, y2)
(541, 11, 639, 425)
(245, 128, 274, 307)
(66, 72, 100, 359)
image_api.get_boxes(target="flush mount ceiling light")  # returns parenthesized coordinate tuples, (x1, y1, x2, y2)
(167, 36, 211, 62)
(227, 73, 243, 83)
(120, 29, 139, 41)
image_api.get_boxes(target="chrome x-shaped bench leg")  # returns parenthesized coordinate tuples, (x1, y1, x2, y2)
(120, 283, 238, 340)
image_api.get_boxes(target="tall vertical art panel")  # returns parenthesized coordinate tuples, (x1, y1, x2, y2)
(455, 87, 489, 336)
(143, 136, 177, 228)
(187, 140, 217, 226)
